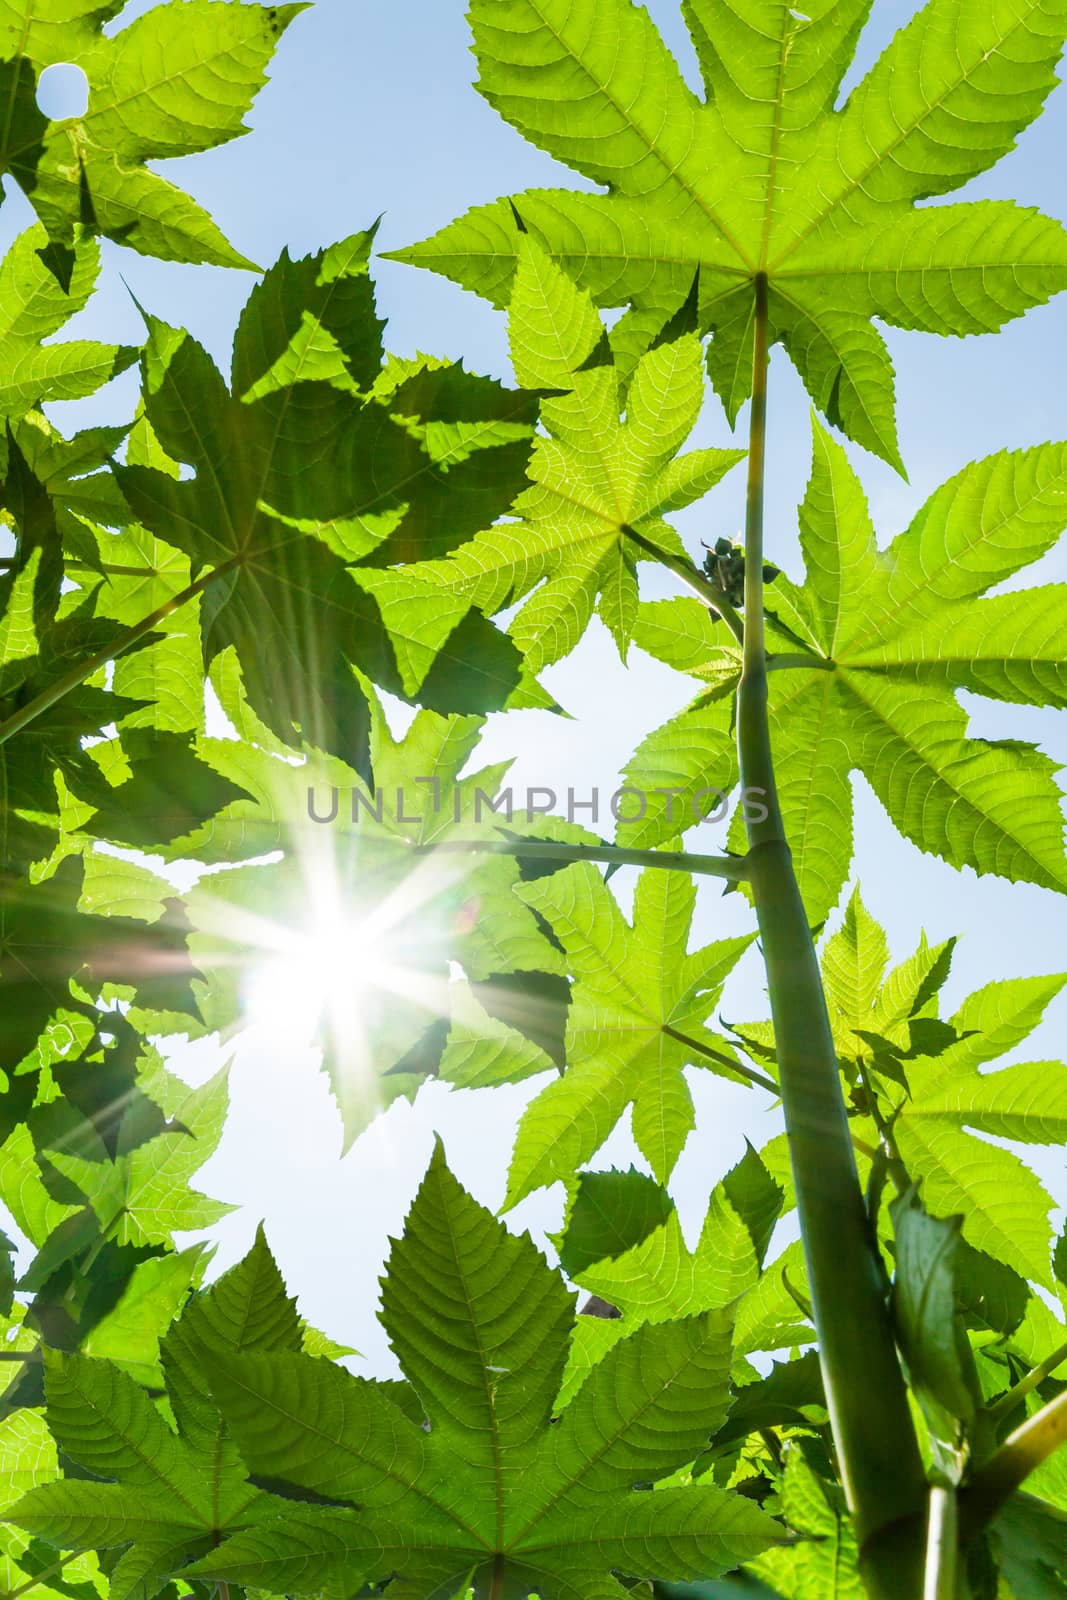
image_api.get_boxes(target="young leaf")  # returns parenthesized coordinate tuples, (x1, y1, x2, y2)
(401, 238, 741, 669)
(393, 0, 1067, 466)
(188, 1146, 781, 1598)
(891, 1190, 982, 1440)
(505, 861, 755, 1203)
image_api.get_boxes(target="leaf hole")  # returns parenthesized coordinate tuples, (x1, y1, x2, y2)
(36, 63, 89, 120)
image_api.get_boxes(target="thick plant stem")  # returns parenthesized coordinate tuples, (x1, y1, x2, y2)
(736, 274, 926, 1594)
(924, 1486, 958, 1600)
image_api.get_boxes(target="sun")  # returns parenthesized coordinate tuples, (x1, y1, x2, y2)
(241, 909, 393, 1048)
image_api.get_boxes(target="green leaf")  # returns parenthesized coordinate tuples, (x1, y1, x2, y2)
(553, 1168, 676, 1281)
(399, 238, 742, 669)
(8, 1233, 303, 1600)
(750, 1451, 862, 1599)
(0, 857, 201, 1071)
(890, 1189, 982, 1435)
(887, 977, 1067, 1286)
(821, 887, 889, 1050)
(393, 0, 1067, 465)
(81, 1248, 206, 1386)
(47, 1066, 233, 1247)
(86, 522, 206, 736)
(0, 227, 135, 414)
(77, 729, 252, 848)
(0, 450, 168, 872)
(615, 706, 739, 851)
(189, 1147, 780, 1598)
(115, 242, 536, 776)
(556, 1151, 785, 1407)
(0, 0, 302, 267)
(675, 423, 1067, 921)
(506, 862, 754, 1202)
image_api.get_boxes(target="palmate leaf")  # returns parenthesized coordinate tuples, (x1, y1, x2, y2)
(0, 1408, 106, 1600)
(552, 1155, 792, 1410)
(46, 1063, 234, 1247)
(6, 1231, 302, 1600)
(891, 974, 1067, 1286)
(115, 231, 540, 780)
(738, 892, 1067, 1286)
(638, 422, 1067, 923)
(397, 237, 742, 669)
(0, 227, 134, 416)
(393, 0, 1067, 467)
(0, 0, 300, 271)
(503, 860, 756, 1206)
(749, 1452, 862, 1600)
(185, 1147, 780, 1600)
(825, 902, 1067, 1286)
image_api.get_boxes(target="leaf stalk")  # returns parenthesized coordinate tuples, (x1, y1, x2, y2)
(987, 1340, 1067, 1422)
(0, 560, 233, 747)
(963, 1385, 1067, 1532)
(411, 837, 750, 881)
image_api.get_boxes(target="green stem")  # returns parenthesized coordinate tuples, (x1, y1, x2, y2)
(923, 1486, 958, 1600)
(661, 1022, 778, 1095)
(622, 522, 746, 647)
(735, 273, 926, 1594)
(412, 838, 750, 882)
(0, 561, 233, 747)
(0, 557, 162, 576)
(6, 1552, 80, 1599)
(767, 652, 833, 672)
(988, 1340, 1067, 1423)
(963, 1386, 1067, 1532)
(0, 1348, 38, 1361)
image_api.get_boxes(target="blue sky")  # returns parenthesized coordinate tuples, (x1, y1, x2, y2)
(7, 0, 1067, 1371)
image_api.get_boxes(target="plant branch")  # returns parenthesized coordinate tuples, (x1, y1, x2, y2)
(0, 560, 234, 747)
(412, 837, 751, 882)
(733, 272, 926, 1593)
(923, 1485, 958, 1600)
(963, 1386, 1067, 1532)
(988, 1341, 1067, 1422)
